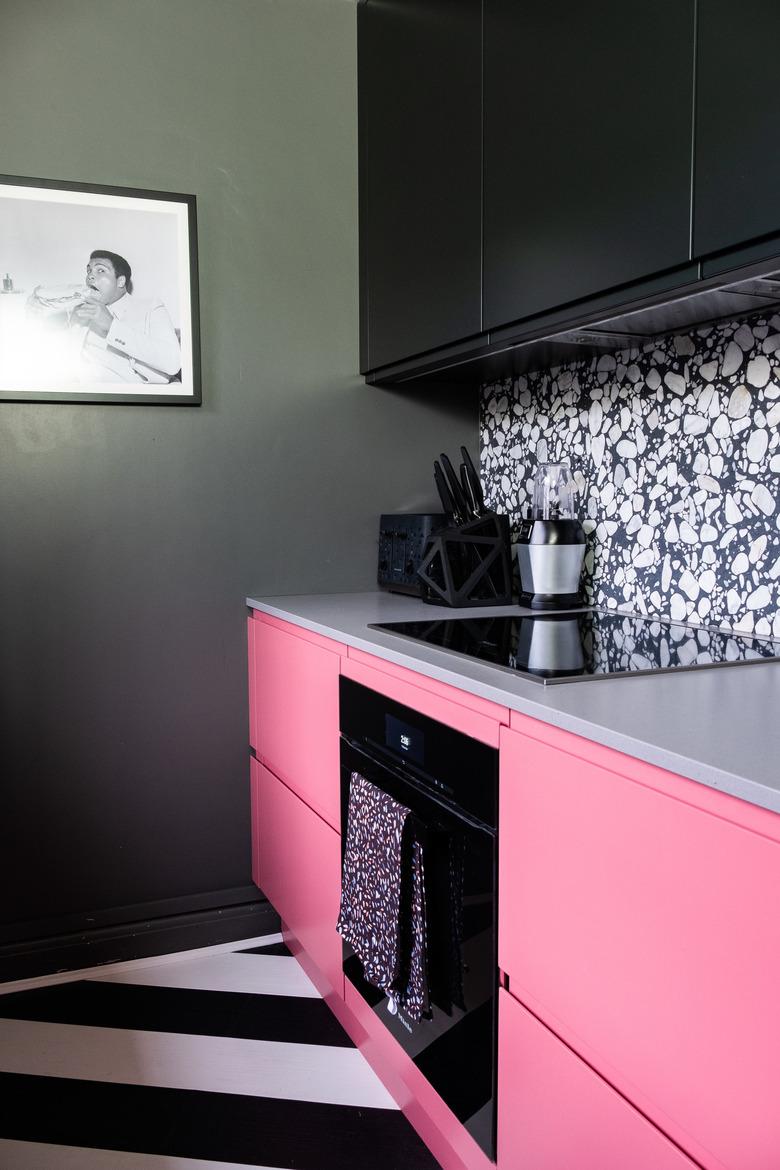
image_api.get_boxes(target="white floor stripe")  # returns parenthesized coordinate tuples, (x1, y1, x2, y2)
(0, 933, 285, 997)
(92, 951, 319, 998)
(0, 1018, 398, 1110)
(0, 1141, 284, 1170)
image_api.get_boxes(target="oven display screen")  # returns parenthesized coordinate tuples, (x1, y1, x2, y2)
(385, 714, 424, 766)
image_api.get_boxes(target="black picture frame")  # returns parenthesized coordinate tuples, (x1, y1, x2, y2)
(0, 174, 201, 405)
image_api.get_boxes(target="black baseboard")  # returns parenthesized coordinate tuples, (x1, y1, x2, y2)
(0, 898, 281, 984)
(1, 885, 267, 947)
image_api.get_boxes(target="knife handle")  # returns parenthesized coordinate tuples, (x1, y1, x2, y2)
(434, 460, 458, 523)
(460, 463, 480, 519)
(440, 452, 470, 523)
(460, 446, 485, 513)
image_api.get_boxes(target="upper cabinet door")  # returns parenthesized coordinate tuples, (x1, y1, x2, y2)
(358, 0, 482, 371)
(694, 0, 780, 258)
(483, 0, 695, 331)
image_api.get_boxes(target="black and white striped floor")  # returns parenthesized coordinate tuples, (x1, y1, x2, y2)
(0, 934, 440, 1169)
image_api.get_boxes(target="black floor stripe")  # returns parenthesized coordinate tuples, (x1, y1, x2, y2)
(0, 980, 354, 1047)
(0, 1073, 441, 1170)
(237, 940, 292, 957)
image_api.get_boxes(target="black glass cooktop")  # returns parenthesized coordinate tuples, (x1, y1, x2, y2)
(370, 609, 780, 684)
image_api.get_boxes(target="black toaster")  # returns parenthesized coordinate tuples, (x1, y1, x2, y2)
(378, 513, 447, 595)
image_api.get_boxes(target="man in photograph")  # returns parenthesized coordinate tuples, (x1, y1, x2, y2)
(27, 249, 181, 384)
(71, 250, 181, 384)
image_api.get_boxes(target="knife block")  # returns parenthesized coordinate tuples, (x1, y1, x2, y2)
(417, 512, 513, 607)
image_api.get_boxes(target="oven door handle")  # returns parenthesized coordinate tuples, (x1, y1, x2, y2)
(342, 737, 496, 837)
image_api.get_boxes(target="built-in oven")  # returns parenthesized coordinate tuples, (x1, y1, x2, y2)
(339, 676, 499, 1161)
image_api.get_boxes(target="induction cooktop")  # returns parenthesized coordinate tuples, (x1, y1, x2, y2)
(369, 608, 780, 684)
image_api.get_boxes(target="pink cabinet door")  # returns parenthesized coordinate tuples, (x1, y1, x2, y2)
(250, 616, 341, 830)
(252, 757, 343, 999)
(499, 725, 780, 1170)
(247, 616, 258, 753)
(498, 989, 698, 1170)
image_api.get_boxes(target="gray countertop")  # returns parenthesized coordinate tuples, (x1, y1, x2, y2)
(247, 590, 780, 816)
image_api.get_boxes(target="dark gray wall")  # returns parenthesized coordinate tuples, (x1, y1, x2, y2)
(0, 0, 475, 944)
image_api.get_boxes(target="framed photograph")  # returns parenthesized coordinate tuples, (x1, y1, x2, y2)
(0, 175, 200, 405)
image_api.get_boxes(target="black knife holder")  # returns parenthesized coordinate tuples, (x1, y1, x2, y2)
(417, 512, 513, 608)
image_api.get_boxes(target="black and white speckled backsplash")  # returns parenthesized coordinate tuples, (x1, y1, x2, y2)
(480, 314, 780, 637)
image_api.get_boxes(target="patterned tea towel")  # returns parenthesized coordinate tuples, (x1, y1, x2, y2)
(337, 771, 430, 1021)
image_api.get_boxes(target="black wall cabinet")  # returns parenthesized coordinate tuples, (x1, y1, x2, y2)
(358, 0, 482, 371)
(694, 0, 780, 259)
(358, 0, 780, 383)
(483, 0, 695, 331)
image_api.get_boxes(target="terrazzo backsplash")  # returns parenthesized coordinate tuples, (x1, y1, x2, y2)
(480, 313, 780, 637)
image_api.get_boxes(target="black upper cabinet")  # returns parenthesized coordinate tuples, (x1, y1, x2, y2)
(358, 0, 482, 372)
(358, 1, 780, 384)
(482, 0, 695, 331)
(694, 1, 780, 259)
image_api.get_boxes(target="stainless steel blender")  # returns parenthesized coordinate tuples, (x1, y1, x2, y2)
(516, 462, 586, 609)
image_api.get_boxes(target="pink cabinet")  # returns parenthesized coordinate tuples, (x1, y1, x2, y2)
(497, 989, 698, 1170)
(247, 613, 344, 1001)
(246, 608, 780, 1170)
(247, 616, 258, 754)
(249, 614, 342, 831)
(499, 723, 780, 1170)
(251, 756, 343, 999)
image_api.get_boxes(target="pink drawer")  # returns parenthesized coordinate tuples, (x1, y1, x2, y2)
(498, 989, 698, 1170)
(249, 615, 341, 830)
(252, 758, 343, 999)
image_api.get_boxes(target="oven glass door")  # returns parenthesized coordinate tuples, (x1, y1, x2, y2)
(340, 739, 497, 1160)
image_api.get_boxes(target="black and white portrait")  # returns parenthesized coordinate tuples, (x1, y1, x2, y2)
(0, 176, 200, 404)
